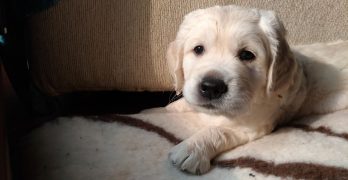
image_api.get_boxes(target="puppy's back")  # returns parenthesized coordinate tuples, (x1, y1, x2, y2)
(293, 41, 348, 116)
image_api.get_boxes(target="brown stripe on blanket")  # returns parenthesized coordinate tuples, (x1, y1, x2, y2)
(292, 124, 348, 141)
(215, 157, 348, 180)
(88, 115, 348, 179)
(88, 115, 182, 145)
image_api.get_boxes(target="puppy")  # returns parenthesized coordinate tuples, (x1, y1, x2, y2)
(166, 5, 348, 174)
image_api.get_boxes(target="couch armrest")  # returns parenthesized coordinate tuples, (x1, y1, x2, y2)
(28, 0, 348, 95)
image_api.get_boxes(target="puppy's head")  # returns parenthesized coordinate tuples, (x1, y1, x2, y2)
(167, 6, 296, 116)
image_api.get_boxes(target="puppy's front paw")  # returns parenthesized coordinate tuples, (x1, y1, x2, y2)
(168, 141, 211, 174)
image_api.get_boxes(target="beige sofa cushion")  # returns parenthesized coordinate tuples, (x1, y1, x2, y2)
(29, 0, 348, 95)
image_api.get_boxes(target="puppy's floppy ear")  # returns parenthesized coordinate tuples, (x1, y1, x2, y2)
(258, 10, 297, 95)
(166, 41, 184, 93)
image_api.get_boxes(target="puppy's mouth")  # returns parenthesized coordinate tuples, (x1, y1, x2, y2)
(198, 103, 217, 109)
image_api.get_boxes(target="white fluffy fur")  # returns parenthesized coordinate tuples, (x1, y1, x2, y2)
(166, 5, 348, 174)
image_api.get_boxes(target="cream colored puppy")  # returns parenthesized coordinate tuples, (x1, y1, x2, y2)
(166, 5, 348, 174)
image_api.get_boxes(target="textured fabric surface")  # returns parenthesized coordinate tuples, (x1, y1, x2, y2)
(17, 110, 348, 179)
(28, 0, 348, 95)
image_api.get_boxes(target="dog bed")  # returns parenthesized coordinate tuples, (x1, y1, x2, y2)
(16, 108, 348, 180)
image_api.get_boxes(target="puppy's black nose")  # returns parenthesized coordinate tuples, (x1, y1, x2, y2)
(199, 77, 227, 100)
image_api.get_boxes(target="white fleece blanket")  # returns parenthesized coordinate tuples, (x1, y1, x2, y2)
(17, 108, 348, 180)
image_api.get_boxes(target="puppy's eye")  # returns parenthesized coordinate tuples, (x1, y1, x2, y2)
(238, 50, 255, 61)
(193, 45, 205, 55)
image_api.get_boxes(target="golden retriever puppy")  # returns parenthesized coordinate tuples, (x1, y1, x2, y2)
(166, 5, 348, 174)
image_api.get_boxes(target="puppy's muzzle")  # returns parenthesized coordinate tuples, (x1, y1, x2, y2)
(199, 77, 228, 100)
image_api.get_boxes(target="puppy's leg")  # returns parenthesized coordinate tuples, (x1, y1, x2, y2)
(140, 98, 193, 114)
(165, 98, 195, 112)
(169, 126, 270, 174)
